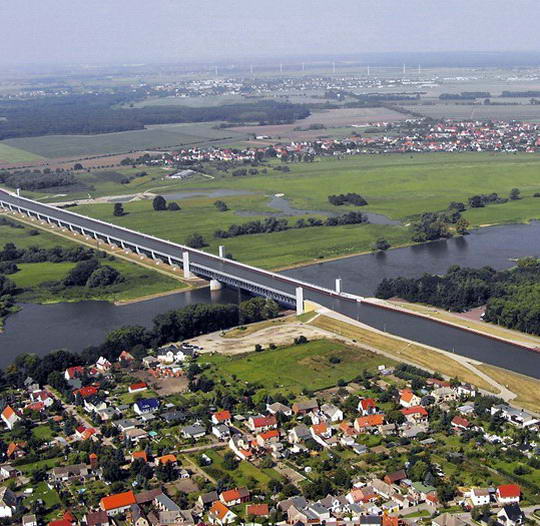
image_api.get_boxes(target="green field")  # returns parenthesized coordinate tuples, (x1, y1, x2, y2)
(66, 152, 540, 268)
(0, 217, 186, 303)
(0, 142, 45, 163)
(74, 193, 410, 268)
(202, 339, 389, 393)
(2, 122, 248, 158)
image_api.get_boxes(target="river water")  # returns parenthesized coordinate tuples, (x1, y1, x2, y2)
(1, 221, 540, 375)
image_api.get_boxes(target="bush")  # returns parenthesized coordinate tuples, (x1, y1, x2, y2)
(185, 233, 207, 249)
(153, 195, 167, 211)
(329, 356, 341, 364)
(167, 202, 180, 211)
(86, 265, 124, 288)
(63, 259, 100, 287)
(294, 335, 308, 345)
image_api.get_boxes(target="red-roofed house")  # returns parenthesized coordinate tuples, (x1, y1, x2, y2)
(30, 390, 54, 407)
(100, 490, 137, 515)
(496, 484, 521, 504)
(1, 406, 21, 430)
(74, 386, 99, 399)
(311, 422, 332, 439)
(212, 410, 232, 425)
(451, 416, 470, 430)
(220, 488, 250, 506)
(354, 414, 385, 432)
(128, 382, 148, 394)
(247, 415, 277, 432)
(6, 442, 25, 459)
(399, 389, 421, 408)
(209, 501, 236, 525)
(64, 366, 84, 381)
(400, 406, 428, 423)
(256, 429, 280, 447)
(358, 398, 378, 415)
(155, 454, 177, 466)
(131, 451, 148, 463)
(246, 504, 269, 518)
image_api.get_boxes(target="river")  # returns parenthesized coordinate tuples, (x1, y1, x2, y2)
(1, 221, 540, 375)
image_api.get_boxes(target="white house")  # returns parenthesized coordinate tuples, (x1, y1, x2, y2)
(470, 488, 490, 507)
(0, 487, 17, 517)
(1, 406, 21, 430)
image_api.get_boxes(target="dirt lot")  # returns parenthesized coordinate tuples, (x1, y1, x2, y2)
(134, 369, 190, 396)
(165, 478, 199, 495)
(187, 319, 330, 355)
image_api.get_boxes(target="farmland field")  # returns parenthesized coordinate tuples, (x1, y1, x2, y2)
(0, 142, 45, 162)
(402, 103, 540, 121)
(202, 339, 388, 393)
(1, 122, 248, 158)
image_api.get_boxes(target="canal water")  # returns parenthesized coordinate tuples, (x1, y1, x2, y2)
(1, 221, 540, 375)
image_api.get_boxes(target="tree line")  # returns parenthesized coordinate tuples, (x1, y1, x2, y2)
(214, 211, 367, 239)
(375, 258, 540, 335)
(0, 170, 76, 191)
(0, 93, 311, 139)
(328, 193, 368, 206)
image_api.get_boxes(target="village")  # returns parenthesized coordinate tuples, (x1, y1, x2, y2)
(141, 119, 540, 172)
(0, 324, 538, 526)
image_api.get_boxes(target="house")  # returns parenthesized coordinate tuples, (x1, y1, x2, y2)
(161, 410, 187, 424)
(197, 491, 219, 509)
(51, 464, 90, 483)
(85, 510, 110, 526)
(114, 418, 138, 432)
(100, 490, 137, 516)
(118, 351, 135, 364)
(1, 406, 21, 430)
(182, 424, 206, 439)
(497, 504, 524, 526)
(399, 389, 421, 408)
(74, 386, 99, 399)
(6, 442, 25, 459)
(96, 356, 112, 372)
(156, 454, 177, 466)
(371, 479, 395, 499)
(496, 484, 521, 504)
(289, 424, 311, 443)
(457, 384, 477, 398)
(346, 487, 378, 504)
(266, 402, 292, 416)
(212, 425, 231, 440)
(129, 382, 148, 394)
(292, 399, 318, 415)
(354, 414, 384, 432)
(247, 414, 277, 432)
(128, 504, 149, 526)
(133, 398, 159, 415)
(432, 387, 458, 402)
(400, 406, 428, 423)
(30, 390, 54, 407)
(432, 513, 469, 526)
(0, 464, 19, 480)
(220, 487, 250, 506)
(469, 488, 490, 507)
(451, 416, 470, 431)
(257, 429, 280, 447)
(22, 514, 38, 526)
(131, 451, 148, 463)
(84, 397, 107, 413)
(246, 504, 269, 518)
(320, 403, 343, 422)
(125, 428, 148, 443)
(64, 366, 85, 382)
(311, 422, 332, 439)
(154, 494, 180, 513)
(0, 487, 17, 518)
(75, 426, 97, 441)
(212, 410, 232, 425)
(384, 469, 407, 486)
(359, 398, 378, 415)
(208, 502, 236, 525)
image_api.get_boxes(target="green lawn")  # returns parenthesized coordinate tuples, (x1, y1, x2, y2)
(202, 338, 390, 393)
(32, 424, 55, 440)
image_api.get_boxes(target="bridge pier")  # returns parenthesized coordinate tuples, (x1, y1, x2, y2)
(218, 245, 225, 258)
(210, 279, 223, 291)
(182, 251, 193, 279)
(296, 286, 304, 316)
(335, 278, 342, 293)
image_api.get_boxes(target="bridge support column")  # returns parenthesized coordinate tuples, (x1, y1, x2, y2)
(335, 278, 342, 293)
(295, 286, 304, 316)
(182, 251, 193, 279)
(210, 279, 222, 291)
(218, 245, 225, 258)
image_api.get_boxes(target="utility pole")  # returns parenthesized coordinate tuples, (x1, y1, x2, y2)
(301, 62, 305, 72)
(332, 61, 336, 74)
(402, 63, 406, 75)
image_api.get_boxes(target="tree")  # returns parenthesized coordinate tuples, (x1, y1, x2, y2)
(113, 203, 125, 216)
(223, 451, 238, 470)
(455, 217, 470, 235)
(185, 233, 207, 248)
(86, 265, 123, 288)
(167, 202, 180, 211)
(63, 259, 100, 286)
(153, 195, 167, 211)
(372, 238, 390, 252)
(214, 200, 229, 212)
(510, 188, 521, 200)
(73, 163, 84, 170)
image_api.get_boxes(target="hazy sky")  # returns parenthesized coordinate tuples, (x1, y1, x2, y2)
(2, 0, 540, 65)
